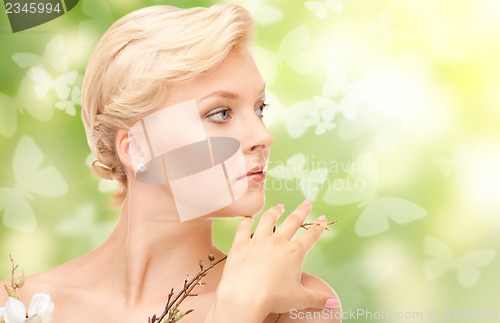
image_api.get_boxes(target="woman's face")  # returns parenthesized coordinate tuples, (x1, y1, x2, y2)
(161, 50, 274, 218)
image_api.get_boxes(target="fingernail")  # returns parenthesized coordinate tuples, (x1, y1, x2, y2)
(318, 215, 327, 222)
(277, 204, 285, 210)
(303, 198, 312, 205)
(243, 216, 254, 223)
(324, 298, 340, 309)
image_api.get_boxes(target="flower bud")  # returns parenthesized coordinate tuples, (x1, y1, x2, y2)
(172, 311, 186, 322)
(4, 285, 18, 299)
(14, 268, 25, 289)
(208, 253, 215, 262)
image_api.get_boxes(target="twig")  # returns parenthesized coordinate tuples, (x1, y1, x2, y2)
(151, 255, 227, 323)
(149, 219, 338, 322)
(9, 254, 19, 290)
(301, 220, 338, 231)
(4, 255, 24, 300)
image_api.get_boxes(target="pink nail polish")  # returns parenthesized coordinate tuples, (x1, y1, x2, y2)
(318, 215, 327, 221)
(303, 198, 312, 205)
(324, 298, 340, 309)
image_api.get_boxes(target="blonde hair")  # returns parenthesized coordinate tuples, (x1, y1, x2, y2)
(81, 3, 254, 203)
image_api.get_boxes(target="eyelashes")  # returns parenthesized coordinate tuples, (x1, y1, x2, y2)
(255, 103, 269, 118)
(206, 107, 231, 123)
(205, 103, 270, 124)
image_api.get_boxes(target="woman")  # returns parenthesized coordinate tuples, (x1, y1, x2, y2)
(1, 3, 341, 322)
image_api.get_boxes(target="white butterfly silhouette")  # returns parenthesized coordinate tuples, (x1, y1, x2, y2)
(282, 100, 313, 139)
(284, 65, 364, 138)
(252, 25, 314, 86)
(28, 66, 78, 100)
(306, 92, 363, 136)
(305, 97, 337, 135)
(337, 101, 403, 153)
(0, 136, 68, 232)
(241, 0, 283, 25)
(323, 153, 426, 237)
(78, 0, 114, 46)
(56, 203, 115, 248)
(367, 10, 412, 47)
(431, 145, 468, 177)
(267, 153, 328, 201)
(322, 64, 350, 98)
(318, 65, 364, 120)
(424, 236, 496, 288)
(55, 86, 81, 116)
(304, 0, 343, 20)
(11, 34, 69, 72)
(0, 77, 54, 137)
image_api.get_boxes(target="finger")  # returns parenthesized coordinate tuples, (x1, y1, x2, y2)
(300, 287, 340, 310)
(275, 199, 312, 241)
(252, 204, 284, 239)
(232, 216, 254, 246)
(295, 215, 327, 254)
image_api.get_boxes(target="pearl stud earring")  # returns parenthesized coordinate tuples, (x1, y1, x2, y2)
(137, 163, 147, 172)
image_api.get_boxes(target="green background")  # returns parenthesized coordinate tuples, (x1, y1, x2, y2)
(1, 0, 499, 321)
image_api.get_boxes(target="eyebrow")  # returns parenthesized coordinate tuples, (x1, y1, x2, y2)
(199, 85, 266, 102)
(200, 91, 239, 101)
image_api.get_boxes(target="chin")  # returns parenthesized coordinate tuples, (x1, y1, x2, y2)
(237, 178, 269, 214)
(232, 186, 267, 216)
(202, 180, 267, 219)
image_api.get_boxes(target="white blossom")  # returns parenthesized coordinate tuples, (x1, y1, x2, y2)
(0, 294, 53, 323)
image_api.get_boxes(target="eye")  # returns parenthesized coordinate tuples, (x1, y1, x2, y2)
(206, 107, 232, 123)
(255, 103, 269, 118)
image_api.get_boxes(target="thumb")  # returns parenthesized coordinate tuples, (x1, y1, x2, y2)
(301, 288, 340, 310)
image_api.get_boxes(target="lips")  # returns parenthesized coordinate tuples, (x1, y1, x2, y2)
(237, 164, 268, 182)
(247, 165, 265, 176)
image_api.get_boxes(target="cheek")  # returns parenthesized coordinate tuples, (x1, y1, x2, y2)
(202, 121, 238, 139)
(225, 183, 267, 216)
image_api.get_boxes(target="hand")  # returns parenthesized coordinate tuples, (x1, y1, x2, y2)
(207, 199, 335, 322)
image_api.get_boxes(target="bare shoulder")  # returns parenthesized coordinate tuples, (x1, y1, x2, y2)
(0, 268, 61, 307)
(0, 275, 42, 307)
(0, 257, 88, 309)
(278, 272, 342, 323)
(0, 278, 11, 305)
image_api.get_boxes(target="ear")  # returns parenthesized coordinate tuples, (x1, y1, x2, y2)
(115, 128, 134, 173)
(115, 129, 151, 174)
(116, 128, 150, 174)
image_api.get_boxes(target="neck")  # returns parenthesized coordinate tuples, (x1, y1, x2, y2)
(97, 184, 224, 306)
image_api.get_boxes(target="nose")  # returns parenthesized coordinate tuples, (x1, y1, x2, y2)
(242, 115, 274, 154)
